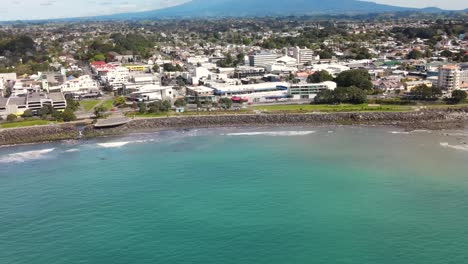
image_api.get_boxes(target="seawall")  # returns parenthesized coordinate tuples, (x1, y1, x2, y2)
(1, 110, 467, 146)
(82, 110, 468, 138)
(0, 124, 78, 146)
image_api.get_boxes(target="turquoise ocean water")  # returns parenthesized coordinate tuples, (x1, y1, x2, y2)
(1, 126, 468, 264)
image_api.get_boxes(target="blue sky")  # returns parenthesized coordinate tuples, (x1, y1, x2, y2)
(0, 0, 466, 21)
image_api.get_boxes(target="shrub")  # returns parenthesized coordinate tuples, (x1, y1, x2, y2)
(450, 90, 467, 104)
(21, 109, 34, 118)
(6, 114, 17, 122)
(61, 109, 77, 122)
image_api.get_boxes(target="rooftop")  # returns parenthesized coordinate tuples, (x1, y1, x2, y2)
(8, 97, 27, 106)
(441, 65, 459, 70)
(0, 97, 8, 108)
(49, 92, 66, 102)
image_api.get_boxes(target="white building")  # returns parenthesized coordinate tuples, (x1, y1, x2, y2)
(126, 74, 161, 91)
(266, 63, 298, 73)
(51, 75, 99, 94)
(127, 85, 174, 102)
(310, 63, 350, 77)
(276, 56, 298, 67)
(106, 66, 130, 89)
(289, 81, 337, 100)
(438, 65, 460, 91)
(249, 52, 277, 68)
(0, 73, 17, 97)
(293, 46, 318, 65)
(210, 82, 290, 103)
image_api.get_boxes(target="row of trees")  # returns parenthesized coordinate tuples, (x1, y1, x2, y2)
(308, 69, 373, 90)
(409, 85, 467, 104)
(138, 100, 172, 114)
(314, 86, 367, 104)
(310, 69, 373, 105)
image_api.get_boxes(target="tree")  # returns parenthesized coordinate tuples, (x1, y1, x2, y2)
(38, 105, 53, 118)
(6, 114, 17, 122)
(66, 99, 80, 111)
(61, 109, 77, 122)
(147, 100, 171, 113)
(91, 53, 106, 62)
(335, 69, 372, 90)
(410, 84, 442, 100)
(307, 70, 333, 83)
(314, 87, 367, 105)
(440, 50, 453, 58)
(114, 96, 126, 107)
(346, 86, 368, 104)
(195, 98, 202, 109)
(138, 102, 147, 114)
(94, 106, 107, 118)
(174, 98, 186, 108)
(450, 90, 467, 104)
(162, 63, 183, 72)
(314, 90, 336, 104)
(152, 64, 160, 73)
(407, 49, 424, 60)
(161, 100, 172, 112)
(219, 98, 233, 109)
(318, 50, 333, 59)
(102, 84, 113, 92)
(21, 109, 33, 118)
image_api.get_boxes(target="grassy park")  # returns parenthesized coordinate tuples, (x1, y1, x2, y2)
(80, 100, 100, 112)
(0, 120, 58, 129)
(251, 104, 414, 113)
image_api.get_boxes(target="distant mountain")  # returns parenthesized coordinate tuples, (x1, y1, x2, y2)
(101, 0, 423, 20)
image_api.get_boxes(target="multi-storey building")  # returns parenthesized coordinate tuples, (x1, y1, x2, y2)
(49, 75, 99, 95)
(249, 51, 277, 68)
(293, 46, 318, 65)
(438, 65, 460, 91)
(289, 81, 337, 100)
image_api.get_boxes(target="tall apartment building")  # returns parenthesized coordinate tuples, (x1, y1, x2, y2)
(106, 66, 130, 89)
(293, 46, 317, 65)
(438, 65, 460, 91)
(249, 51, 277, 68)
(460, 63, 468, 89)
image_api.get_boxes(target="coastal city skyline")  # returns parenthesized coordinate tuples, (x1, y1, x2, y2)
(1, 2, 467, 264)
(0, 0, 466, 21)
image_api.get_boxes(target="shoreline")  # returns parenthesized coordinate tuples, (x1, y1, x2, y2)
(1, 109, 467, 147)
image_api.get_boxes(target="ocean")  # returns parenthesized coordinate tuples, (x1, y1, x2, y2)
(1, 126, 468, 264)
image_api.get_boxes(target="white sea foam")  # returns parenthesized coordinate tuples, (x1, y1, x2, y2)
(390, 131, 411, 135)
(0, 148, 55, 163)
(97, 142, 131, 148)
(96, 139, 154, 148)
(65, 148, 80, 153)
(225, 131, 316, 137)
(440, 142, 468, 152)
(412, 130, 431, 133)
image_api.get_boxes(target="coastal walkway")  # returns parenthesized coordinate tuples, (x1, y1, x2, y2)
(94, 116, 130, 128)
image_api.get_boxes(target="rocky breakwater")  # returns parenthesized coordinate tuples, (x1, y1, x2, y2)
(0, 124, 78, 146)
(1, 110, 466, 146)
(83, 110, 468, 138)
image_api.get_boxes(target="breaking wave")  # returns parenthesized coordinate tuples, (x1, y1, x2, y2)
(96, 139, 156, 148)
(440, 142, 468, 152)
(97, 142, 131, 148)
(225, 131, 316, 137)
(390, 131, 411, 135)
(0, 148, 55, 163)
(65, 148, 80, 153)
